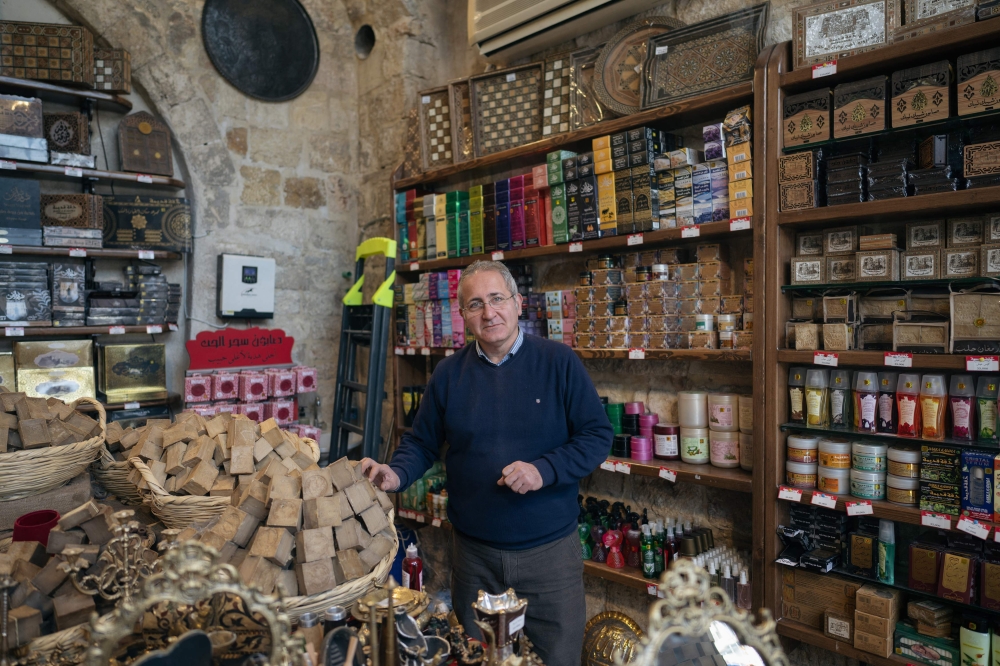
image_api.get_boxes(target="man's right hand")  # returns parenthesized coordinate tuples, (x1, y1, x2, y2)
(360, 458, 401, 492)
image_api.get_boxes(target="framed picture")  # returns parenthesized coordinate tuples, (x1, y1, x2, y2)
(904, 0, 974, 23)
(793, 0, 901, 70)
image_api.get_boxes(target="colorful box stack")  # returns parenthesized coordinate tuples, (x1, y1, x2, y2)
(394, 269, 465, 348)
(545, 290, 576, 346)
(183, 365, 316, 425)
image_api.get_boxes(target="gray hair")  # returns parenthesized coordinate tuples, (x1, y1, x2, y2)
(457, 260, 518, 305)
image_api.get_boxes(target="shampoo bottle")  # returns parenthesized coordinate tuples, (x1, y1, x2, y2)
(877, 519, 895, 585)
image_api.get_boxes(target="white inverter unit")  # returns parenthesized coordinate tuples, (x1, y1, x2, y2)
(470, 0, 664, 59)
(217, 254, 275, 319)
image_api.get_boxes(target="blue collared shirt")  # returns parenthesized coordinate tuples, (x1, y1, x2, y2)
(475, 328, 524, 367)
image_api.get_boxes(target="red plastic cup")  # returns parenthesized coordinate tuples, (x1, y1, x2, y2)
(13, 510, 60, 546)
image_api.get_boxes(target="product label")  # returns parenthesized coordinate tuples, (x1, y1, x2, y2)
(739, 404, 753, 429)
(899, 397, 917, 431)
(846, 500, 874, 515)
(711, 439, 739, 465)
(852, 453, 886, 472)
(980, 398, 999, 440)
(849, 479, 884, 500)
(922, 398, 941, 436)
(681, 436, 707, 461)
(952, 399, 971, 431)
(654, 434, 678, 457)
(806, 392, 823, 423)
(711, 405, 734, 428)
(790, 388, 804, 418)
(831, 390, 846, 424)
(778, 486, 803, 501)
(788, 447, 816, 463)
(819, 452, 850, 468)
(860, 394, 877, 430)
(812, 491, 838, 507)
(957, 516, 991, 540)
(787, 471, 817, 488)
(884, 352, 913, 367)
(813, 352, 838, 366)
(921, 511, 952, 529)
(658, 467, 677, 482)
(878, 394, 894, 425)
(886, 486, 916, 505)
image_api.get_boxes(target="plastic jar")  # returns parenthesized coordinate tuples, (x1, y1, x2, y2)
(630, 435, 652, 461)
(652, 264, 671, 281)
(636, 266, 652, 282)
(887, 446, 920, 479)
(680, 427, 709, 464)
(717, 314, 739, 332)
(786, 461, 818, 489)
(719, 331, 733, 349)
(653, 423, 679, 461)
(678, 391, 708, 428)
(579, 271, 593, 286)
(786, 434, 819, 463)
(708, 393, 739, 432)
(738, 394, 753, 434)
(818, 466, 850, 495)
(886, 474, 919, 506)
(818, 438, 851, 469)
(739, 432, 753, 471)
(850, 469, 886, 500)
(709, 430, 740, 468)
(852, 442, 887, 472)
(695, 314, 715, 331)
(625, 401, 644, 415)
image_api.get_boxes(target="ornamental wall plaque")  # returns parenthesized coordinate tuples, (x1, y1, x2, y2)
(792, 0, 901, 70)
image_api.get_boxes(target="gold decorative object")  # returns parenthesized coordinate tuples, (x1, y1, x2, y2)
(60, 510, 156, 605)
(1, 574, 17, 666)
(583, 611, 644, 665)
(625, 559, 788, 666)
(84, 540, 299, 666)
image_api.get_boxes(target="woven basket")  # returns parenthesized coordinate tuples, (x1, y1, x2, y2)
(92, 446, 144, 506)
(0, 397, 106, 501)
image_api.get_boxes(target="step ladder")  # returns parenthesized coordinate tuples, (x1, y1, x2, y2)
(327, 237, 396, 464)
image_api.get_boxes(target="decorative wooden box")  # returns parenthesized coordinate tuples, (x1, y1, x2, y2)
(779, 151, 823, 184)
(448, 79, 474, 165)
(857, 249, 901, 281)
(826, 256, 857, 282)
(43, 112, 89, 155)
(824, 226, 858, 256)
(890, 61, 951, 128)
(790, 257, 825, 285)
(93, 48, 131, 94)
(470, 63, 543, 157)
(946, 217, 984, 247)
(780, 181, 821, 210)
(0, 94, 42, 138)
(40, 193, 103, 229)
(118, 111, 173, 177)
(833, 76, 887, 138)
(102, 196, 191, 253)
(418, 86, 453, 171)
(783, 88, 831, 147)
(981, 243, 1000, 277)
(905, 220, 944, 249)
(964, 140, 1000, 177)
(901, 249, 941, 280)
(0, 21, 94, 87)
(942, 248, 979, 277)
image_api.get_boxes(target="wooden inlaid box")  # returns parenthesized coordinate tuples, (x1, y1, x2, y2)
(825, 226, 858, 256)
(890, 61, 951, 128)
(780, 181, 821, 210)
(418, 86, 452, 171)
(981, 243, 1000, 277)
(448, 79, 474, 165)
(826, 256, 857, 282)
(40, 193, 103, 229)
(0, 94, 42, 138)
(833, 76, 887, 138)
(43, 112, 88, 155)
(779, 150, 823, 183)
(901, 249, 941, 280)
(791, 257, 825, 285)
(964, 140, 1000, 177)
(943, 247, 979, 277)
(783, 88, 830, 147)
(947, 217, 984, 247)
(796, 231, 824, 256)
(857, 249, 900, 281)
(118, 111, 173, 177)
(93, 48, 131, 94)
(0, 21, 94, 87)
(906, 220, 944, 249)
(470, 63, 543, 157)
(957, 47, 1000, 116)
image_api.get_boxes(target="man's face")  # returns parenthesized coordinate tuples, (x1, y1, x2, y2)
(461, 271, 522, 346)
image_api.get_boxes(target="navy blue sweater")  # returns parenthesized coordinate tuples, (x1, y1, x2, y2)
(389, 335, 613, 549)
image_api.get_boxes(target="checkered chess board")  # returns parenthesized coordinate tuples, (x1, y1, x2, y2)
(472, 65, 542, 157)
(419, 88, 452, 170)
(0, 23, 92, 85)
(542, 53, 572, 136)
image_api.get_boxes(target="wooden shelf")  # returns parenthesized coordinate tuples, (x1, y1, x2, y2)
(1, 324, 174, 337)
(396, 345, 752, 363)
(781, 277, 995, 294)
(583, 560, 655, 592)
(399, 220, 752, 273)
(79, 393, 180, 413)
(0, 245, 182, 260)
(0, 75, 132, 112)
(393, 83, 753, 190)
(776, 349, 984, 371)
(780, 422, 999, 451)
(601, 456, 753, 493)
(0, 160, 185, 189)
(396, 508, 450, 528)
(776, 186, 1000, 229)
(776, 620, 908, 666)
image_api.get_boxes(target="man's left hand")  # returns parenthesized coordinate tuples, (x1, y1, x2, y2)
(498, 461, 543, 494)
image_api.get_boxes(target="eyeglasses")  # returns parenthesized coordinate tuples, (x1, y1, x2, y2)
(461, 293, 516, 316)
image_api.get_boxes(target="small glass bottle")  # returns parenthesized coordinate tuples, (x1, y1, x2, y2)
(625, 527, 642, 569)
(640, 524, 655, 579)
(721, 564, 736, 603)
(788, 367, 807, 423)
(920, 375, 947, 441)
(976, 376, 999, 443)
(736, 569, 752, 611)
(708, 560, 719, 586)
(805, 369, 830, 428)
(402, 543, 423, 591)
(854, 371, 879, 434)
(877, 372, 898, 433)
(950, 374, 976, 440)
(653, 523, 665, 574)
(665, 526, 678, 561)
(829, 369, 852, 427)
(896, 374, 921, 438)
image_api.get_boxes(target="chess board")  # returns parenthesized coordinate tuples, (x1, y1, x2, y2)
(542, 53, 572, 137)
(400, 107, 422, 180)
(0, 21, 94, 87)
(448, 79, 474, 164)
(471, 63, 543, 157)
(418, 86, 453, 171)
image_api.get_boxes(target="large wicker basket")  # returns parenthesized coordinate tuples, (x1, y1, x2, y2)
(92, 447, 144, 506)
(0, 397, 106, 501)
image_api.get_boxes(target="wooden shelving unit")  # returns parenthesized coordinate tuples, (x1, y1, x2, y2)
(776, 621, 908, 666)
(601, 456, 753, 493)
(583, 560, 655, 592)
(398, 346, 751, 363)
(0, 74, 132, 112)
(78, 392, 180, 413)
(0, 245, 182, 260)
(780, 422, 999, 451)
(0, 325, 175, 337)
(0, 160, 185, 189)
(776, 349, 988, 370)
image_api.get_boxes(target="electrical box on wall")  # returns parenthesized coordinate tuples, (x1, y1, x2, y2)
(217, 254, 275, 319)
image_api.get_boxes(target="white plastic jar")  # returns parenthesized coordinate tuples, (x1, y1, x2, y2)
(852, 442, 887, 472)
(786, 461, 818, 489)
(818, 438, 852, 469)
(709, 430, 740, 468)
(850, 469, 887, 500)
(695, 314, 716, 331)
(680, 427, 710, 464)
(708, 393, 740, 432)
(886, 474, 919, 506)
(738, 394, 753, 434)
(717, 314, 739, 332)
(787, 434, 819, 463)
(818, 466, 851, 495)
(887, 446, 920, 479)
(678, 391, 709, 428)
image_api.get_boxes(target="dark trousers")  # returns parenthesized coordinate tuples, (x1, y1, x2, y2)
(451, 530, 585, 666)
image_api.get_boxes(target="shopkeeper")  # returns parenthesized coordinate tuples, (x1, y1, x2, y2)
(362, 260, 613, 666)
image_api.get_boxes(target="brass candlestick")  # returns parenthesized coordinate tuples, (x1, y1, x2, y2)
(60, 510, 156, 605)
(0, 574, 17, 666)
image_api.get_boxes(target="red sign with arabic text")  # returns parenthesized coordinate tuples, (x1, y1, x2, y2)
(186, 327, 294, 370)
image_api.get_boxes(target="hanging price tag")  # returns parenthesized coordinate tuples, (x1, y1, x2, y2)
(444, 349, 455, 356)
(63, 166, 83, 177)
(168, 323, 179, 331)
(409, 262, 419, 271)
(394, 347, 404, 355)
(136, 174, 154, 184)
(0, 160, 16, 170)
(147, 324, 163, 334)
(421, 96, 431, 104)
(0, 245, 12, 254)
(415, 514, 426, 523)
(4, 327, 23, 337)
(680, 225, 700, 238)
(813, 352, 838, 367)
(506, 73, 516, 82)
(956, 516, 991, 540)
(600, 460, 616, 472)
(138, 250, 155, 260)
(966, 356, 999, 371)
(811, 492, 838, 509)
(124, 402, 141, 410)
(405, 348, 416, 355)
(68, 248, 87, 257)
(491, 251, 504, 260)
(778, 486, 803, 502)
(420, 347, 431, 356)
(432, 518, 442, 528)
(614, 461, 631, 474)
(627, 233, 643, 246)
(647, 584, 658, 596)
(659, 467, 677, 482)
(921, 511, 952, 529)
(400, 510, 413, 520)
(884, 352, 913, 368)
(628, 348, 646, 360)
(846, 500, 873, 516)
(569, 242, 583, 252)
(729, 217, 751, 231)
(812, 60, 837, 78)
(655, 45, 669, 56)
(109, 326, 126, 335)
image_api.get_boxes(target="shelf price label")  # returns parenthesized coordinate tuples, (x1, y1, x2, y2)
(778, 486, 802, 502)
(600, 460, 616, 472)
(138, 250, 155, 260)
(420, 347, 431, 356)
(444, 349, 455, 356)
(569, 242, 583, 253)
(431, 518, 442, 528)
(627, 233, 643, 246)
(680, 226, 700, 238)
(409, 262, 419, 271)
(614, 461, 631, 474)
(729, 217, 751, 232)
(628, 348, 645, 360)
(124, 402, 141, 410)
(168, 323, 179, 332)
(921, 511, 952, 529)
(0, 160, 16, 170)
(405, 348, 416, 355)
(884, 352, 913, 368)
(68, 248, 86, 257)
(146, 324, 163, 334)
(4, 327, 23, 337)
(63, 166, 83, 177)
(136, 174, 154, 184)
(810, 492, 838, 509)
(846, 500, 873, 516)
(0, 245, 12, 255)
(394, 347, 404, 355)
(966, 356, 999, 372)
(109, 326, 126, 335)
(658, 467, 677, 483)
(491, 251, 504, 261)
(812, 60, 837, 78)
(813, 352, 838, 367)
(647, 584, 657, 596)
(415, 513, 426, 523)
(956, 516, 991, 540)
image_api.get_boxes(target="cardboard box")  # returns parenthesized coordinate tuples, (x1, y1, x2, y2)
(781, 567, 861, 630)
(823, 610, 854, 643)
(855, 610, 894, 638)
(855, 584, 901, 619)
(855, 629, 893, 658)
(894, 622, 960, 666)
(960, 448, 994, 521)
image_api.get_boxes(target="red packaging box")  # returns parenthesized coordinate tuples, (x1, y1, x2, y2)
(184, 375, 211, 403)
(269, 369, 297, 397)
(239, 402, 264, 422)
(239, 372, 268, 402)
(215, 403, 238, 415)
(212, 371, 239, 401)
(294, 424, 322, 440)
(447, 270, 461, 299)
(532, 165, 549, 189)
(268, 398, 296, 425)
(187, 404, 218, 417)
(294, 366, 317, 393)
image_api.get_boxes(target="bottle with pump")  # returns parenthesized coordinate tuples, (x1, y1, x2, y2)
(736, 570, 752, 610)
(920, 375, 947, 440)
(877, 519, 895, 585)
(653, 522, 665, 574)
(788, 368, 807, 424)
(896, 374, 921, 437)
(402, 543, 423, 591)
(641, 524, 655, 579)
(949, 375, 976, 440)
(960, 615, 991, 666)
(721, 564, 736, 603)
(708, 560, 719, 587)
(975, 376, 999, 443)
(855, 371, 879, 433)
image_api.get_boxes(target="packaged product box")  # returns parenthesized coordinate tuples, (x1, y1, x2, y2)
(239, 372, 268, 402)
(854, 629, 893, 658)
(184, 374, 211, 403)
(995, 453, 1000, 522)
(268, 369, 297, 397)
(97, 343, 167, 402)
(17, 367, 95, 403)
(960, 449, 994, 520)
(894, 622, 960, 666)
(14, 340, 92, 369)
(781, 567, 861, 629)
(213, 371, 239, 401)
(855, 584, 902, 619)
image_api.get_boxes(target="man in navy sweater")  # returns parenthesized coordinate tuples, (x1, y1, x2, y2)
(362, 260, 612, 665)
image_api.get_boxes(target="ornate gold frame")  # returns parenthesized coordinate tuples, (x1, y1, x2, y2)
(626, 559, 789, 666)
(85, 541, 300, 666)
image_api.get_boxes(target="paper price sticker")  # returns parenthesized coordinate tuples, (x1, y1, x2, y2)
(659, 467, 677, 482)
(813, 352, 838, 367)
(506, 73, 516, 83)
(647, 584, 658, 596)
(966, 356, 999, 372)
(846, 500, 873, 516)
(655, 45, 669, 55)
(957, 516, 991, 540)
(884, 352, 913, 368)
(0, 245, 12, 255)
(569, 242, 583, 252)
(409, 262, 419, 271)
(415, 514, 426, 523)
(109, 326, 126, 335)
(680, 225, 700, 238)
(399, 510, 412, 519)
(4, 327, 23, 337)
(168, 323, 179, 332)
(421, 95, 431, 104)
(491, 251, 504, 260)
(420, 347, 431, 356)
(508, 614, 525, 634)
(811, 492, 838, 509)
(600, 460, 616, 472)
(444, 349, 455, 356)
(812, 60, 837, 78)
(68, 248, 86, 257)
(921, 511, 952, 529)
(628, 348, 646, 360)
(124, 402, 140, 410)
(394, 347, 404, 355)
(729, 217, 751, 232)
(63, 166, 83, 177)
(147, 325, 163, 334)
(778, 486, 802, 502)
(633, 63, 642, 73)
(627, 233, 643, 246)
(137, 174, 154, 184)
(431, 518, 442, 528)
(138, 250, 155, 260)
(614, 461, 631, 474)
(0, 160, 16, 170)
(405, 348, 416, 355)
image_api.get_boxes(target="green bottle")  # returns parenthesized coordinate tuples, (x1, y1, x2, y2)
(653, 522, 665, 574)
(877, 519, 895, 585)
(641, 524, 655, 579)
(579, 523, 592, 560)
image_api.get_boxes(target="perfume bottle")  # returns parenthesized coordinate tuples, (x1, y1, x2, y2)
(641, 524, 655, 579)
(653, 522, 665, 574)
(590, 524, 608, 563)
(578, 523, 592, 560)
(604, 530, 625, 569)
(736, 569, 752, 610)
(625, 527, 642, 569)
(721, 564, 736, 603)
